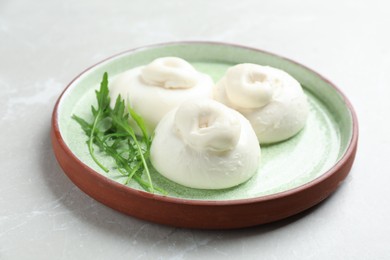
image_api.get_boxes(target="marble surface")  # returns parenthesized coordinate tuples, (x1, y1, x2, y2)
(1, 0, 389, 259)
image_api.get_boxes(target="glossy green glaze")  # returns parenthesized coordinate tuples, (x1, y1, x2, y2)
(58, 43, 353, 200)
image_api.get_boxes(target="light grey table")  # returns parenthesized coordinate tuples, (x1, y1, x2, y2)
(1, 0, 389, 259)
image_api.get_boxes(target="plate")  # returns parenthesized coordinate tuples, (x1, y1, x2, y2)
(51, 42, 358, 229)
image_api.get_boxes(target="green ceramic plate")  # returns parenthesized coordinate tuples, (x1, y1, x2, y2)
(58, 43, 354, 200)
(52, 42, 358, 228)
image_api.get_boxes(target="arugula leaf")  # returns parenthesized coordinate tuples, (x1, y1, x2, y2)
(110, 95, 154, 193)
(71, 115, 92, 136)
(128, 103, 150, 147)
(72, 72, 160, 193)
(83, 72, 110, 172)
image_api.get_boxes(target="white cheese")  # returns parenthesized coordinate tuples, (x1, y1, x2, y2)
(214, 63, 309, 144)
(109, 57, 213, 135)
(150, 99, 261, 189)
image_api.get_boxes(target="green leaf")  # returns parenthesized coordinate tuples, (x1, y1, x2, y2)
(96, 72, 110, 112)
(71, 72, 163, 194)
(72, 115, 92, 135)
(127, 102, 150, 147)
